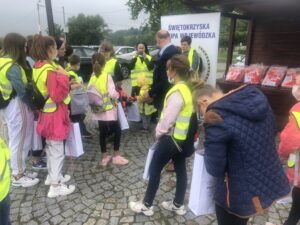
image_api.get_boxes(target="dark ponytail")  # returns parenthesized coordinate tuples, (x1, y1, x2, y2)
(92, 53, 105, 76)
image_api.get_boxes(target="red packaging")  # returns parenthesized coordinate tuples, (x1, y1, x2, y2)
(262, 66, 288, 87)
(281, 68, 300, 88)
(244, 64, 268, 84)
(226, 66, 245, 82)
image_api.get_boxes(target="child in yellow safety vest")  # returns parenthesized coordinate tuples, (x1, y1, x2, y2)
(136, 74, 157, 130)
(0, 138, 11, 225)
(67, 54, 92, 138)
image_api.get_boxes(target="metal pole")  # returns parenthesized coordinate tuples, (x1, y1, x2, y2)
(62, 6, 67, 40)
(37, 3, 42, 34)
(45, 0, 55, 36)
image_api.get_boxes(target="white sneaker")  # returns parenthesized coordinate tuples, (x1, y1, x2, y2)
(161, 200, 187, 215)
(24, 171, 38, 179)
(44, 174, 71, 185)
(129, 201, 154, 216)
(47, 184, 75, 198)
(11, 175, 39, 187)
(276, 195, 292, 204)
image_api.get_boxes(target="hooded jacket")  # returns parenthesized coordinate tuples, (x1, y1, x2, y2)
(204, 85, 290, 217)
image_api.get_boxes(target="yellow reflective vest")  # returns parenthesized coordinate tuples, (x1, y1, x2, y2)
(161, 82, 193, 140)
(188, 48, 199, 72)
(0, 57, 28, 100)
(0, 138, 10, 202)
(68, 70, 81, 84)
(104, 58, 118, 77)
(88, 71, 114, 112)
(138, 88, 156, 116)
(130, 54, 153, 87)
(32, 62, 71, 113)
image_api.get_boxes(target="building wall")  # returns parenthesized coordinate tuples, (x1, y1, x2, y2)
(250, 19, 300, 67)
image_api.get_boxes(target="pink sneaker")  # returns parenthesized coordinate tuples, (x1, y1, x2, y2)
(112, 155, 129, 165)
(100, 155, 112, 166)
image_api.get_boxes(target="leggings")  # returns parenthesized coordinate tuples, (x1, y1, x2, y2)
(284, 186, 300, 225)
(215, 204, 249, 225)
(98, 121, 121, 153)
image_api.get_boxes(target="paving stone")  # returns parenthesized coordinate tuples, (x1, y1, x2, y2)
(10, 104, 292, 224)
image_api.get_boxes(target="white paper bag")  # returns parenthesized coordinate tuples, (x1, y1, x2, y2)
(32, 121, 43, 151)
(117, 102, 129, 130)
(143, 142, 157, 181)
(127, 102, 141, 122)
(188, 150, 216, 216)
(65, 123, 84, 157)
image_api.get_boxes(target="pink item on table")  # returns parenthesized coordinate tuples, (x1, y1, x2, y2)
(281, 68, 300, 88)
(226, 66, 245, 82)
(244, 64, 268, 84)
(262, 66, 288, 87)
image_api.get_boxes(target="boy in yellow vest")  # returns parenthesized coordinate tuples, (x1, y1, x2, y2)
(67, 54, 92, 138)
(0, 138, 11, 225)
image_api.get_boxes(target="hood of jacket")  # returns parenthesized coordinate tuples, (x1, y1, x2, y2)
(208, 85, 269, 121)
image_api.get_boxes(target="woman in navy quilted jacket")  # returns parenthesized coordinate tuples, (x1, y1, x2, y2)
(193, 82, 290, 225)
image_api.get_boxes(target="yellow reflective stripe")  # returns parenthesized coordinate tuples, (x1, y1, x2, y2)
(0, 159, 9, 182)
(174, 127, 188, 135)
(292, 111, 300, 129)
(176, 115, 190, 123)
(0, 84, 12, 90)
(44, 102, 56, 109)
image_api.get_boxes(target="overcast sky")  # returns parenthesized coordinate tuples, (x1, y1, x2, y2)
(0, 0, 147, 37)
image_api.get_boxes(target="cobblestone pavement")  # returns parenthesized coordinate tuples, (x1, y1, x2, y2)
(9, 81, 296, 225)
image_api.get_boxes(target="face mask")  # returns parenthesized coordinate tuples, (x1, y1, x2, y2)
(292, 85, 300, 100)
(168, 76, 175, 84)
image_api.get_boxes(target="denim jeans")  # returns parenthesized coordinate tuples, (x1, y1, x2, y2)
(0, 194, 11, 225)
(143, 135, 187, 206)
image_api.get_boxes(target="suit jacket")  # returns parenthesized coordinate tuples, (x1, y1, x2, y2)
(149, 45, 179, 111)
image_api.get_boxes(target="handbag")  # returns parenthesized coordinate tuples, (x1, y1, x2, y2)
(87, 86, 104, 113)
(65, 123, 84, 157)
(188, 150, 216, 216)
(70, 88, 89, 115)
(142, 142, 158, 181)
(117, 102, 129, 130)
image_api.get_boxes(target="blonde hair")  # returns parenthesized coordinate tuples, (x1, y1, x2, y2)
(191, 79, 221, 109)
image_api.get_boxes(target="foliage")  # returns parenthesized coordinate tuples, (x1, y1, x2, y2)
(105, 26, 156, 46)
(45, 23, 64, 37)
(67, 14, 109, 45)
(126, 0, 189, 32)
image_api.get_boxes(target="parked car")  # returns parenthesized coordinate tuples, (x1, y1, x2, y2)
(72, 46, 98, 81)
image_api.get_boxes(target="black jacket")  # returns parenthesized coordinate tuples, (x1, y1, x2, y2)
(149, 45, 179, 111)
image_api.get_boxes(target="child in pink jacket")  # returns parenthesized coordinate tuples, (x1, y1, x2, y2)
(278, 72, 300, 225)
(31, 35, 75, 198)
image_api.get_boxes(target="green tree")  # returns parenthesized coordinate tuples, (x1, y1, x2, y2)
(45, 23, 64, 37)
(105, 26, 156, 46)
(126, 0, 188, 32)
(67, 13, 108, 45)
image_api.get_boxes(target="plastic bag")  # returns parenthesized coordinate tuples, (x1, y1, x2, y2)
(262, 66, 287, 87)
(281, 68, 300, 88)
(226, 66, 245, 82)
(244, 64, 268, 84)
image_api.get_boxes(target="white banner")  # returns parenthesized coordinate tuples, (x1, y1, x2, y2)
(161, 13, 221, 86)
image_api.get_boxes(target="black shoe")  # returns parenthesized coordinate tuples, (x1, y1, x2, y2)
(32, 160, 47, 170)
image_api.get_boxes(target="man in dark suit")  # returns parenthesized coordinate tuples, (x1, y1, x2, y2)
(144, 30, 180, 113)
